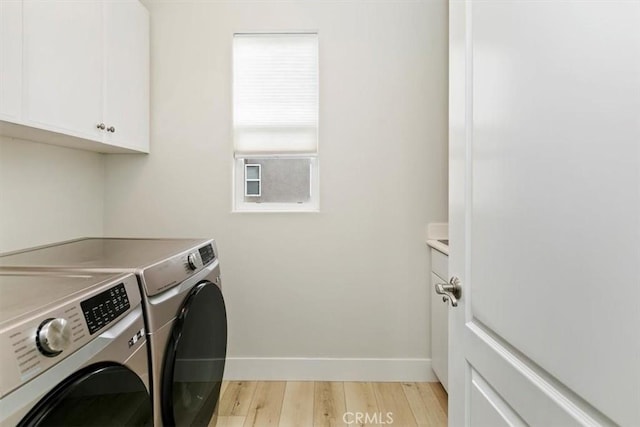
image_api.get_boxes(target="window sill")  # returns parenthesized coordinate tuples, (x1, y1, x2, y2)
(232, 201, 320, 213)
(232, 207, 320, 214)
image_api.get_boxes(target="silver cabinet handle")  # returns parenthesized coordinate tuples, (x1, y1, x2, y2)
(96, 123, 105, 130)
(107, 126, 116, 133)
(434, 276, 462, 307)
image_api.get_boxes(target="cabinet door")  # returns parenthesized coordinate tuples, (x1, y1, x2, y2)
(431, 272, 448, 391)
(0, 0, 22, 120)
(104, 0, 149, 152)
(23, 1, 103, 140)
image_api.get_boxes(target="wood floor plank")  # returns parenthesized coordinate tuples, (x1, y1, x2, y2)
(402, 382, 446, 426)
(243, 381, 286, 427)
(408, 383, 447, 427)
(344, 382, 383, 427)
(314, 382, 348, 427)
(213, 381, 446, 427)
(213, 416, 246, 427)
(373, 382, 418, 427)
(429, 382, 448, 414)
(219, 381, 229, 405)
(279, 381, 315, 427)
(219, 381, 258, 416)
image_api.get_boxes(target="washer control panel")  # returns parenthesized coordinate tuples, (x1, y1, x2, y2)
(81, 283, 130, 335)
(0, 274, 141, 398)
(143, 239, 219, 296)
(36, 318, 72, 356)
(199, 244, 216, 265)
(186, 253, 201, 271)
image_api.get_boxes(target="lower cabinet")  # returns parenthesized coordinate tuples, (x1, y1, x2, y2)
(431, 249, 449, 391)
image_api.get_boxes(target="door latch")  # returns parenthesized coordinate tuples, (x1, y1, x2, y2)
(435, 276, 462, 307)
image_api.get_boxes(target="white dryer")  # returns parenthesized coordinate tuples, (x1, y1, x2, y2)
(0, 271, 151, 426)
(0, 238, 228, 427)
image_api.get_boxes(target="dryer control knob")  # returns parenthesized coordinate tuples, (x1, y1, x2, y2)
(187, 253, 199, 270)
(37, 318, 71, 356)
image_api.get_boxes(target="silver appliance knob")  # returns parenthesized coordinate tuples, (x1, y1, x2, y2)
(37, 318, 71, 356)
(187, 253, 199, 270)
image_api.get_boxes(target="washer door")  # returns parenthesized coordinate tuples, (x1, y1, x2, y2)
(162, 281, 228, 427)
(18, 363, 152, 426)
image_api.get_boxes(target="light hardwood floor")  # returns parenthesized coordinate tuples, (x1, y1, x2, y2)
(213, 381, 447, 427)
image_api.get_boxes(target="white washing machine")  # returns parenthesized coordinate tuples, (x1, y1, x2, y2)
(0, 271, 152, 426)
(0, 238, 228, 427)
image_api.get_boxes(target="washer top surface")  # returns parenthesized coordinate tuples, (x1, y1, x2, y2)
(0, 272, 132, 327)
(0, 238, 209, 270)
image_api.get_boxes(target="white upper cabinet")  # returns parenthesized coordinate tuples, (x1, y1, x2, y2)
(104, 1, 149, 152)
(0, 0, 149, 154)
(23, 1, 104, 142)
(0, 1, 22, 121)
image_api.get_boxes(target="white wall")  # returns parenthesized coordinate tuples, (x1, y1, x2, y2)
(0, 136, 104, 252)
(104, 0, 448, 380)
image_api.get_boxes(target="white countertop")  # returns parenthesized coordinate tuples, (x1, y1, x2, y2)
(427, 239, 449, 255)
(425, 222, 449, 255)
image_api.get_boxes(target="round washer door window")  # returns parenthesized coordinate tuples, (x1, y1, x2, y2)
(18, 363, 152, 426)
(162, 281, 228, 427)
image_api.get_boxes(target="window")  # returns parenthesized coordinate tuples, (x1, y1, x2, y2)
(233, 33, 319, 212)
(244, 164, 261, 197)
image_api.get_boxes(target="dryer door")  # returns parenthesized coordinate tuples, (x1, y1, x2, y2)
(18, 363, 152, 426)
(162, 281, 228, 427)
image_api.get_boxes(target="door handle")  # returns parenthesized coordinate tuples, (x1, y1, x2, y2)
(434, 276, 462, 307)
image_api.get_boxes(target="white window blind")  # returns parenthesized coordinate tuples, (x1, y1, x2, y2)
(233, 33, 318, 155)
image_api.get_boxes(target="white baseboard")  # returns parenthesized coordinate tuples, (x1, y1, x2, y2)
(223, 357, 437, 382)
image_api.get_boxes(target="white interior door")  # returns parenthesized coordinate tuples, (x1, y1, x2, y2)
(448, 1, 640, 426)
